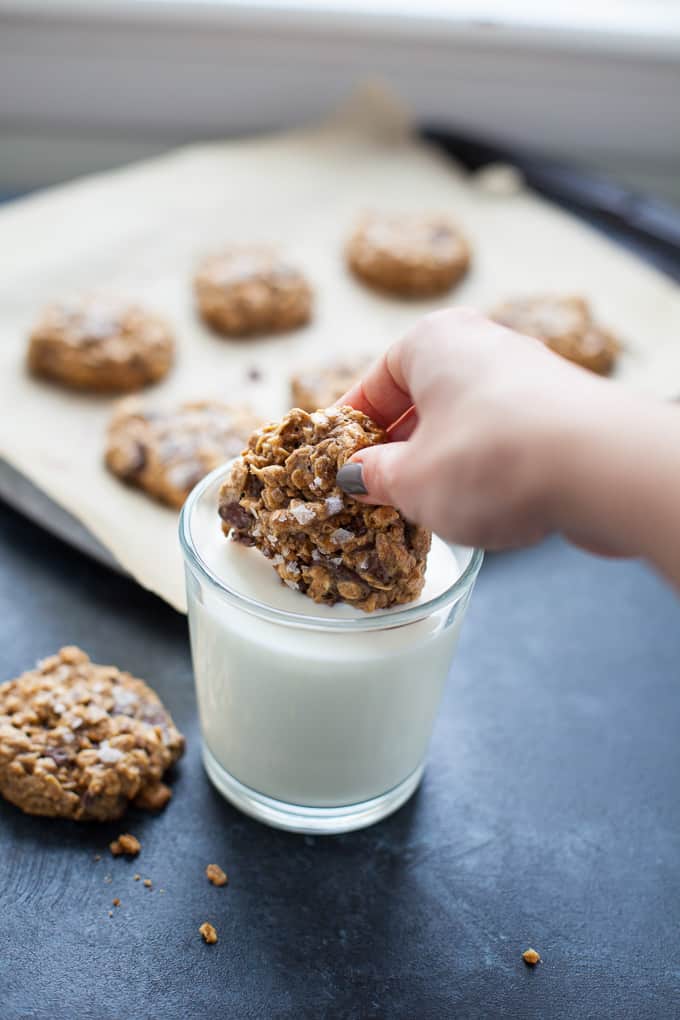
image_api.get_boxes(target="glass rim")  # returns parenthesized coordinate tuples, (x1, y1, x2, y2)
(179, 461, 484, 633)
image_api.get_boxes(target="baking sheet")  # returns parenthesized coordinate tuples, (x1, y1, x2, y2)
(1, 87, 679, 613)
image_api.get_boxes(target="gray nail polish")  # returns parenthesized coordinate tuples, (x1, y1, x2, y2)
(337, 463, 367, 495)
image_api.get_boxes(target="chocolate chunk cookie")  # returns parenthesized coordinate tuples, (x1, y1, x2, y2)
(106, 400, 262, 509)
(194, 247, 312, 337)
(0, 646, 184, 821)
(346, 212, 470, 297)
(218, 406, 431, 612)
(491, 296, 620, 375)
(290, 357, 370, 412)
(27, 294, 174, 392)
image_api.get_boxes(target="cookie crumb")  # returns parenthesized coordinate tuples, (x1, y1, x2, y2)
(94, 854, 101, 862)
(200, 922, 218, 945)
(112, 898, 121, 908)
(108, 910, 113, 918)
(133, 874, 141, 881)
(104, 875, 112, 884)
(522, 948, 541, 966)
(206, 863, 228, 887)
(143, 878, 152, 888)
(109, 833, 141, 857)
(247, 366, 262, 382)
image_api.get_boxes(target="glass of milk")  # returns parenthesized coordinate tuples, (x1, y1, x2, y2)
(180, 463, 483, 835)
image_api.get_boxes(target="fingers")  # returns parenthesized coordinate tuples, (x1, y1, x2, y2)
(337, 441, 411, 508)
(387, 406, 418, 443)
(336, 343, 413, 428)
(338, 307, 491, 429)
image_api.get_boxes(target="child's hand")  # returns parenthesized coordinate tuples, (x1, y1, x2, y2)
(337, 307, 680, 578)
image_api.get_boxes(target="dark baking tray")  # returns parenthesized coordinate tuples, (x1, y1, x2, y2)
(1, 131, 680, 1020)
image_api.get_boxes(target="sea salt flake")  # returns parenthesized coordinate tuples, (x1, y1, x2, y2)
(325, 496, 344, 516)
(112, 687, 137, 711)
(290, 503, 316, 526)
(98, 741, 123, 764)
(272, 554, 284, 566)
(331, 528, 353, 546)
(284, 579, 300, 591)
(311, 476, 323, 490)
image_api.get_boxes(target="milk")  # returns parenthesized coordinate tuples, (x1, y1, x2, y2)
(182, 469, 480, 823)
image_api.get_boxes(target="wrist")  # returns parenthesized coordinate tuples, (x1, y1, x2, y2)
(548, 383, 680, 570)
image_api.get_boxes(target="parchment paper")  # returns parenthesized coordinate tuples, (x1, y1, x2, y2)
(1, 87, 679, 613)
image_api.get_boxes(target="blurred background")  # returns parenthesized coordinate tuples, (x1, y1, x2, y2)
(1, 0, 678, 200)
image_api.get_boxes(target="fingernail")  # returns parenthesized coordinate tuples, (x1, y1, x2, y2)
(337, 462, 367, 495)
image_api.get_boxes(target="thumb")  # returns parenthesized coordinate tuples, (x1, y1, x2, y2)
(337, 441, 412, 509)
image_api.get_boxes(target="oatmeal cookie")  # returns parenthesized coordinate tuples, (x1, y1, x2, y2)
(27, 294, 174, 392)
(194, 247, 312, 337)
(106, 400, 262, 509)
(491, 296, 619, 375)
(218, 406, 431, 612)
(290, 357, 370, 413)
(346, 212, 470, 297)
(0, 646, 184, 821)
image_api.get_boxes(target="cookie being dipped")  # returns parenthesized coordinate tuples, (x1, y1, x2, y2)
(218, 406, 431, 612)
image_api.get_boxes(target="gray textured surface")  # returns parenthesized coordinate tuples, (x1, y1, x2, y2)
(2, 500, 680, 1019)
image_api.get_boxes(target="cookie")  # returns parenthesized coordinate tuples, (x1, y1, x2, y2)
(218, 406, 431, 612)
(346, 212, 470, 297)
(194, 247, 312, 337)
(290, 357, 370, 413)
(491, 296, 619, 375)
(106, 400, 262, 509)
(27, 294, 174, 392)
(0, 646, 184, 821)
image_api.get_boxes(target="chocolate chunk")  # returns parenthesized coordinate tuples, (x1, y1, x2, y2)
(218, 501, 252, 532)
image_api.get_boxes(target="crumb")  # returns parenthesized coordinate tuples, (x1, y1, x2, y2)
(94, 854, 101, 862)
(199, 922, 218, 945)
(205, 863, 228, 887)
(104, 875, 112, 884)
(112, 898, 121, 907)
(159, 888, 165, 894)
(247, 366, 262, 382)
(522, 948, 541, 966)
(133, 874, 141, 881)
(143, 879, 152, 888)
(109, 833, 141, 857)
(108, 910, 113, 918)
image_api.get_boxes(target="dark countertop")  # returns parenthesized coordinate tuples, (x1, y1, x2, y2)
(3, 140, 680, 1019)
(2, 499, 680, 1020)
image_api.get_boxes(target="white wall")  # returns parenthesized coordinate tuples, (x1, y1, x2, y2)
(1, 2, 678, 200)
